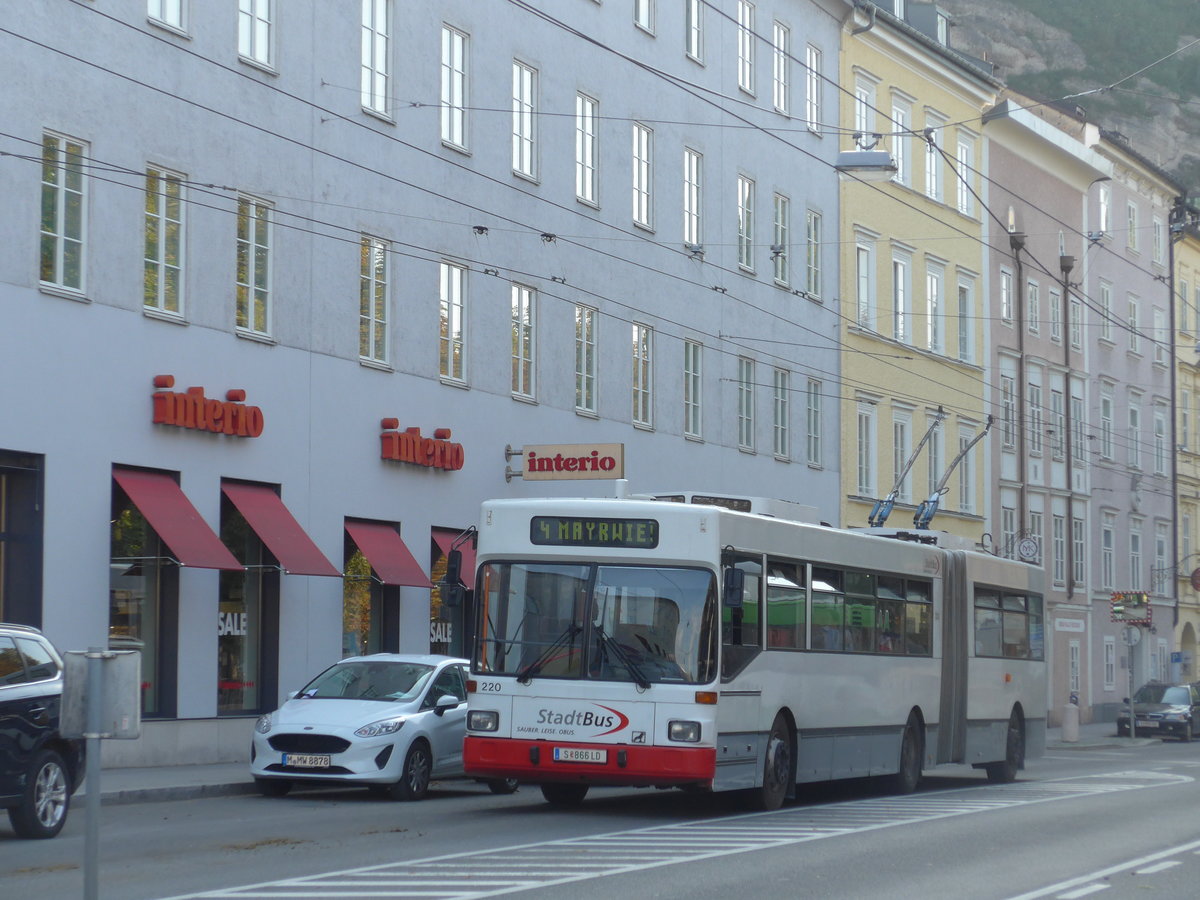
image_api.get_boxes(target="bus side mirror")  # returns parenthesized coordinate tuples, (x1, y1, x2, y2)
(723, 567, 745, 608)
(441, 583, 465, 608)
(438, 549, 465, 607)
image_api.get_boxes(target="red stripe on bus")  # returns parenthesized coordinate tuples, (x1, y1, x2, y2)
(464, 736, 715, 786)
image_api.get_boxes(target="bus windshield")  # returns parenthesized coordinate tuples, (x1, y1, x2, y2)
(474, 562, 718, 685)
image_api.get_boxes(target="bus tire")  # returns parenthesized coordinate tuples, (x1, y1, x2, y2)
(755, 714, 792, 811)
(540, 783, 588, 807)
(986, 711, 1024, 784)
(889, 715, 923, 795)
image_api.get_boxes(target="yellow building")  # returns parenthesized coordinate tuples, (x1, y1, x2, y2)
(837, 5, 1000, 538)
(1175, 213, 1200, 676)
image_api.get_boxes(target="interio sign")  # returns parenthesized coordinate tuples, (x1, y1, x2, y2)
(522, 443, 624, 481)
(151, 375, 264, 437)
(380, 419, 465, 471)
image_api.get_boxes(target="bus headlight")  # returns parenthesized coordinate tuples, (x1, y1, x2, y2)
(669, 720, 701, 742)
(468, 710, 500, 732)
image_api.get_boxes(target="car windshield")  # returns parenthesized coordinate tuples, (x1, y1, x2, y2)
(296, 660, 435, 702)
(474, 562, 718, 685)
(1133, 683, 1192, 705)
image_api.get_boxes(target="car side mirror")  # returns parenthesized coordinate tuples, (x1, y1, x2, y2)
(434, 694, 460, 716)
(1122, 697, 1130, 705)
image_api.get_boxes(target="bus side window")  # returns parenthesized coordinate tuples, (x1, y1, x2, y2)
(721, 552, 763, 679)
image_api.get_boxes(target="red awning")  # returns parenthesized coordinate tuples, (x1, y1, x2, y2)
(221, 482, 340, 577)
(113, 468, 242, 571)
(432, 529, 477, 590)
(345, 520, 433, 588)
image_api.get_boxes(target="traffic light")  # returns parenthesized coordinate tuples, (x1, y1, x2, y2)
(1110, 591, 1151, 624)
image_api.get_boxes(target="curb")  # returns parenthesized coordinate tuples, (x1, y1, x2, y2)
(94, 782, 259, 807)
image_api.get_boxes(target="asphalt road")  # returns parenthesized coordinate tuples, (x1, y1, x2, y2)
(5, 741, 1200, 899)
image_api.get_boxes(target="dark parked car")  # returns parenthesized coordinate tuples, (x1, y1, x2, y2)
(1116, 681, 1200, 741)
(0, 624, 85, 838)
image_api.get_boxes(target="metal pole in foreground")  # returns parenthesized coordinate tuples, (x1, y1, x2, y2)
(84, 648, 104, 900)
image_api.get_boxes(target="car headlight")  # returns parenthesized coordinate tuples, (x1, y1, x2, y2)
(668, 720, 702, 742)
(1164, 713, 1187, 722)
(355, 717, 406, 738)
(468, 710, 499, 732)
(255, 713, 273, 734)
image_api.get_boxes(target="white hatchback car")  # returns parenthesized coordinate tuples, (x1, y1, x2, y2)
(250, 654, 516, 800)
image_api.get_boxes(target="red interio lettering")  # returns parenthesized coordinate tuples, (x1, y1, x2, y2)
(379, 423, 465, 471)
(151, 377, 264, 438)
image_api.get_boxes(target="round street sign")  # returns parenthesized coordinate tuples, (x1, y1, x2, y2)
(1122, 625, 1142, 647)
(1191, 567, 1200, 592)
(1017, 537, 1039, 560)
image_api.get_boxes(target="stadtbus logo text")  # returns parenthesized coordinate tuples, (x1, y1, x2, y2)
(536, 704, 629, 736)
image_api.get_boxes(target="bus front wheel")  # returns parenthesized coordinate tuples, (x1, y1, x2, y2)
(755, 714, 792, 811)
(541, 783, 589, 807)
(888, 716, 922, 795)
(985, 712, 1024, 783)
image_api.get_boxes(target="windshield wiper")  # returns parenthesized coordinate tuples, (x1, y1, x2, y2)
(593, 625, 651, 690)
(516, 623, 581, 684)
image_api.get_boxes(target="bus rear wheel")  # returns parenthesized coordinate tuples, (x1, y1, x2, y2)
(986, 712, 1024, 784)
(889, 716, 922, 795)
(541, 783, 588, 807)
(754, 714, 791, 811)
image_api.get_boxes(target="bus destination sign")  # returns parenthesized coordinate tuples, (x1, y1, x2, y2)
(530, 516, 659, 549)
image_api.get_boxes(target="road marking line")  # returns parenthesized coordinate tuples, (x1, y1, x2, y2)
(1007, 837, 1200, 899)
(1057, 885, 1109, 898)
(1133, 860, 1181, 875)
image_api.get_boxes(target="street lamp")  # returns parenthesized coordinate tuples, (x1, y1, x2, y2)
(835, 150, 898, 182)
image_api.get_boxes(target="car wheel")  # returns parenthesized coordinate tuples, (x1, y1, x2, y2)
(388, 742, 432, 801)
(7, 749, 71, 839)
(254, 777, 292, 797)
(486, 778, 520, 795)
(540, 783, 589, 807)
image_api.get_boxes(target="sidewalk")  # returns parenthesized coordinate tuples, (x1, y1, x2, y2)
(81, 720, 1154, 807)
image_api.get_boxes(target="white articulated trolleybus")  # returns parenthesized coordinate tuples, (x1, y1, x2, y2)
(461, 493, 1046, 809)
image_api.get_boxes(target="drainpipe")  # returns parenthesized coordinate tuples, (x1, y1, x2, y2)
(851, 1, 877, 35)
(1060, 253, 1077, 598)
(1011, 231, 1029, 548)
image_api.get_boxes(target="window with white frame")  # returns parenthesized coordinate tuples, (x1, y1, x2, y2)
(1072, 392, 1085, 466)
(1052, 514, 1066, 586)
(238, 0, 272, 66)
(893, 411, 912, 502)
(1000, 268, 1013, 322)
(1157, 638, 1168, 681)
(926, 263, 943, 353)
(806, 378, 822, 466)
(893, 253, 911, 343)
(1049, 288, 1062, 342)
(1069, 640, 1080, 694)
(955, 134, 974, 216)
(1099, 280, 1113, 341)
(856, 237, 875, 328)
(1154, 403, 1167, 475)
(149, 0, 184, 30)
(235, 195, 271, 335)
(1130, 519, 1143, 589)
(1103, 636, 1116, 691)
(683, 339, 702, 437)
(438, 262, 465, 380)
(1001, 374, 1016, 449)
(737, 175, 755, 270)
(575, 305, 596, 413)
(857, 402, 877, 496)
(1155, 521, 1169, 593)
(805, 45, 821, 132)
(1028, 510, 1043, 565)
(957, 278, 973, 362)
(1153, 308, 1167, 364)
(1181, 280, 1191, 333)
(1073, 515, 1086, 586)
(891, 100, 911, 186)
(958, 428, 975, 513)
(927, 417, 942, 500)
(1101, 511, 1115, 589)
(772, 21, 789, 114)
(1128, 294, 1140, 353)
(1185, 515, 1193, 573)
(512, 62, 537, 178)
(575, 93, 598, 204)
(772, 194, 789, 285)
(773, 368, 790, 459)
(632, 324, 653, 427)
(1050, 389, 1064, 460)
(1153, 216, 1164, 264)
(805, 209, 821, 297)
(854, 77, 875, 140)
(1001, 505, 1017, 559)
(1098, 183, 1111, 233)
(685, 0, 703, 61)
(1100, 386, 1114, 459)
(738, 358, 756, 450)
(360, 0, 390, 114)
(1127, 200, 1139, 251)
(360, 236, 389, 364)
(924, 117, 943, 201)
(1129, 397, 1142, 468)
(1027, 381, 1043, 455)
(511, 283, 535, 399)
(144, 167, 184, 315)
(634, 0, 654, 32)
(736, 1, 755, 93)
(1070, 297, 1082, 348)
(441, 25, 468, 147)
(683, 148, 702, 246)
(1026, 280, 1040, 335)
(632, 123, 652, 227)
(39, 132, 88, 293)
(1183, 389, 1192, 449)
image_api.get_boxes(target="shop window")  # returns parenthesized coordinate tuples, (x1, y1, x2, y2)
(0, 452, 45, 625)
(342, 533, 399, 657)
(218, 488, 279, 715)
(109, 481, 179, 717)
